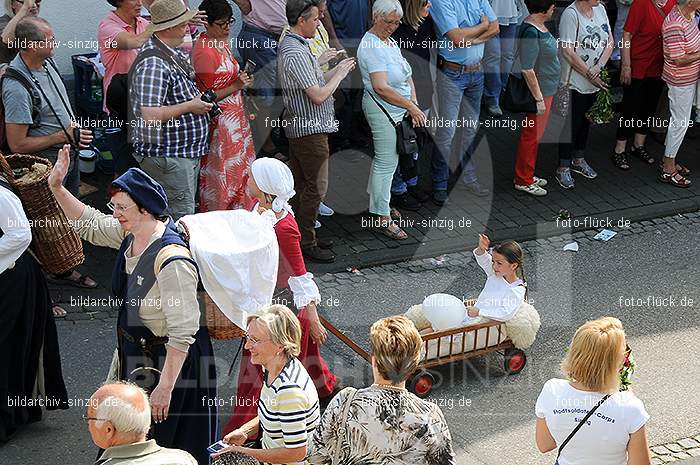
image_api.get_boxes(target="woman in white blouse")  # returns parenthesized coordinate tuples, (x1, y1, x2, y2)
(0, 167, 68, 443)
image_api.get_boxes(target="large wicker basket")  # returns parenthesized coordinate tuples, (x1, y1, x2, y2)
(0, 153, 84, 275)
(201, 291, 246, 340)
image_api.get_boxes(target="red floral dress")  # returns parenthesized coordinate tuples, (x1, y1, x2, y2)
(192, 33, 256, 211)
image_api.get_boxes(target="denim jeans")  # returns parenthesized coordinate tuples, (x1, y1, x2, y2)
(432, 67, 483, 191)
(237, 23, 279, 108)
(483, 23, 518, 107)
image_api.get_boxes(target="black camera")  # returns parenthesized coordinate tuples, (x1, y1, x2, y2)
(73, 126, 82, 148)
(201, 89, 223, 118)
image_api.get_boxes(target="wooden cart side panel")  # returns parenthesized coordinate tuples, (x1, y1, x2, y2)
(420, 341, 515, 370)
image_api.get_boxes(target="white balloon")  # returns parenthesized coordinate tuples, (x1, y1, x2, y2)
(422, 293, 466, 331)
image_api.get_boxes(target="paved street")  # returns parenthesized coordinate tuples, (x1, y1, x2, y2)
(2, 213, 699, 465)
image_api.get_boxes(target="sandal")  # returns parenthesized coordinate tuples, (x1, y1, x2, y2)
(52, 305, 67, 318)
(379, 222, 408, 240)
(390, 208, 401, 221)
(630, 145, 655, 164)
(658, 162, 690, 177)
(611, 151, 630, 170)
(48, 271, 98, 289)
(659, 170, 691, 188)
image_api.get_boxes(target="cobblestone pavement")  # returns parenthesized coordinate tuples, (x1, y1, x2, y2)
(651, 436, 700, 464)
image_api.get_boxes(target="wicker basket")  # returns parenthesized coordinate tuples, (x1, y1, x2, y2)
(202, 292, 246, 340)
(0, 153, 84, 275)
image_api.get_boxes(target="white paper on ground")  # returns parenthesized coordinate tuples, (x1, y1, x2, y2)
(563, 242, 579, 252)
(593, 229, 617, 241)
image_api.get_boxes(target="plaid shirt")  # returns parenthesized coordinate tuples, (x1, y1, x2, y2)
(130, 38, 209, 158)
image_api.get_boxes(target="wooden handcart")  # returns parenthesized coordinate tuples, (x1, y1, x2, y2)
(319, 317, 527, 398)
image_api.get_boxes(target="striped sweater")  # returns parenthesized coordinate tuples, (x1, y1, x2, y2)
(259, 357, 320, 465)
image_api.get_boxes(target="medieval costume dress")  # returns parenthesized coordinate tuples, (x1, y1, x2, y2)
(71, 173, 217, 465)
(223, 158, 337, 437)
(0, 176, 68, 443)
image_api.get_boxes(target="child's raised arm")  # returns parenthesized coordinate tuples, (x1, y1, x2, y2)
(473, 234, 495, 276)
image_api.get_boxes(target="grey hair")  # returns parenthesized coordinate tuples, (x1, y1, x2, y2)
(372, 0, 403, 18)
(94, 383, 151, 436)
(15, 17, 51, 51)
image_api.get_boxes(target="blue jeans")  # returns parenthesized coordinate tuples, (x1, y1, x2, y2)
(483, 23, 518, 106)
(237, 23, 279, 107)
(431, 67, 483, 191)
(391, 167, 418, 195)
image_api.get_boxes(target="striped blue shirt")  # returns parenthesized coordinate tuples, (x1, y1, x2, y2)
(259, 357, 320, 465)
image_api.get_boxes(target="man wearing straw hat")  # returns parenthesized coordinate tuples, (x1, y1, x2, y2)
(130, 0, 213, 221)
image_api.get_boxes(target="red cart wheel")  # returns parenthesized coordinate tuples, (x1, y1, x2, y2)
(504, 349, 527, 375)
(409, 371, 435, 398)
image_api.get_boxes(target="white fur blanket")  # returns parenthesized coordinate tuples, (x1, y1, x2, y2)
(504, 302, 540, 349)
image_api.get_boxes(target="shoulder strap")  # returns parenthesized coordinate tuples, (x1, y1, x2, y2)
(2, 67, 42, 126)
(367, 91, 398, 126)
(557, 394, 611, 459)
(332, 387, 358, 465)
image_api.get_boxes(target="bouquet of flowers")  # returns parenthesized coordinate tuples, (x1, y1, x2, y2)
(620, 350, 636, 392)
(585, 68, 614, 125)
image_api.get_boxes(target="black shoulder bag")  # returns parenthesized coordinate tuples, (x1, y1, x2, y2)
(502, 23, 539, 114)
(555, 394, 611, 463)
(367, 91, 419, 177)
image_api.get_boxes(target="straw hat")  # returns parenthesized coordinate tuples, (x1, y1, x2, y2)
(147, 0, 197, 32)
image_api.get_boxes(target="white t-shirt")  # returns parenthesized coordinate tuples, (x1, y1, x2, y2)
(535, 379, 649, 465)
(472, 249, 526, 321)
(558, 4, 611, 94)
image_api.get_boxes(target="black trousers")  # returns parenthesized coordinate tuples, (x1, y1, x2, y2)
(616, 77, 665, 141)
(558, 90, 598, 164)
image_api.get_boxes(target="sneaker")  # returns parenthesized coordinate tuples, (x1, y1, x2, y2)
(407, 185, 429, 203)
(462, 181, 490, 197)
(318, 202, 334, 216)
(533, 176, 548, 187)
(514, 182, 547, 196)
(555, 168, 575, 189)
(432, 189, 448, 206)
(486, 104, 503, 117)
(570, 160, 598, 179)
(302, 245, 336, 263)
(314, 220, 321, 229)
(390, 192, 421, 211)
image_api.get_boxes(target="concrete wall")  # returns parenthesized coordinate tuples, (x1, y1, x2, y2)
(41, 1, 113, 75)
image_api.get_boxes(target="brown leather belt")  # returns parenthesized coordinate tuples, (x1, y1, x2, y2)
(437, 55, 481, 73)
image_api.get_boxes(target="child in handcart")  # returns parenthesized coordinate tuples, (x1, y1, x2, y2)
(406, 234, 528, 332)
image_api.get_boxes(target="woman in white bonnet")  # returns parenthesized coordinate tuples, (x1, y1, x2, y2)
(222, 157, 341, 438)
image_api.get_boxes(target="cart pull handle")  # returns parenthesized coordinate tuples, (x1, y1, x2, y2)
(318, 316, 371, 362)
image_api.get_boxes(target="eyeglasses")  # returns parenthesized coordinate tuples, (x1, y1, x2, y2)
(213, 18, 235, 27)
(82, 414, 109, 423)
(381, 18, 402, 27)
(107, 201, 137, 213)
(244, 334, 271, 346)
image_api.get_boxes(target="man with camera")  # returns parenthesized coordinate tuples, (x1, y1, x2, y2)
(278, 0, 356, 263)
(2, 16, 93, 196)
(130, 0, 213, 220)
